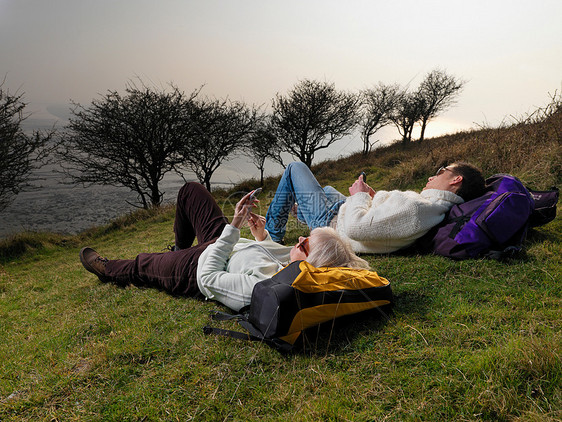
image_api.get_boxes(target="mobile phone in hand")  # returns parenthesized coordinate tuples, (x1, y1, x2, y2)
(359, 172, 367, 182)
(249, 188, 262, 201)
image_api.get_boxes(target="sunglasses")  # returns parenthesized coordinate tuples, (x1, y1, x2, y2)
(435, 166, 453, 176)
(296, 237, 310, 256)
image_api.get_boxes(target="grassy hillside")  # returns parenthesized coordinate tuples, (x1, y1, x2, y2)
(1, 101, 561, 421)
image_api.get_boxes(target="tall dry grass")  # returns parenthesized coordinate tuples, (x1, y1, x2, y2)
(313, 93, 562, 191)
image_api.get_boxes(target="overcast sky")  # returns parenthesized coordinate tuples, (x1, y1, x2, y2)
(1, 0, 561, 157)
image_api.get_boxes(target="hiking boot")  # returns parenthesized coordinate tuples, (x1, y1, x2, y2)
(79, 247, 110, 282)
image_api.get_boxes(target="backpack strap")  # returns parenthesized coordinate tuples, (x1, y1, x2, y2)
(527, 186, 559, 227)
(210, 310, 245, 321)
(204, 311, 294, 353)
(448, 215, 471, 238)
(483, 245, 523, 261)
(203, 325, 263, 342)
(202, 325, 294, 353)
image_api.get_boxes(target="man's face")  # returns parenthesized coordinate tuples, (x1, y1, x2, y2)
(423, 165, 460, 192)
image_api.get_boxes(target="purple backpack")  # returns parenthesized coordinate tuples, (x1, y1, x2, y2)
(419, 174, 550, 260)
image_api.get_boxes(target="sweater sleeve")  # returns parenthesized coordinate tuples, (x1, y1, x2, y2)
(336, 189, 461, 253)
(257, 229, 273, 243)
(197, 225, 270, 311)
(338, 190, 430, 241)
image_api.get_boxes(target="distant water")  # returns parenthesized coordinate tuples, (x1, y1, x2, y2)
(0, 160, 260, 239)
(1, 108, 269, 238)
(1, 167, 180, 237)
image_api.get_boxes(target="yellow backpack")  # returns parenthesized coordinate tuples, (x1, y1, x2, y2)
(204, 261, 393, 352)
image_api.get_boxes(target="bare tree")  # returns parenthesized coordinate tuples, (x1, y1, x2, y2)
(390, 90, 426, 144)
(244, 115, 284, 186)
(179, 98, 258, 191)
(417, 69, 465, 142)
(58, 82, 197, 209)
(0, 82, 54, 211)
(271, 79, 359, 167)
(359, 83, 401, 155)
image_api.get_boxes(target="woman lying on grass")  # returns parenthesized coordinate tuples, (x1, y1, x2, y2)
(79, 182, 369, 311)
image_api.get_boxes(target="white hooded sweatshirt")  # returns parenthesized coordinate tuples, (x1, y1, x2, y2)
(196, 224, 291, 311)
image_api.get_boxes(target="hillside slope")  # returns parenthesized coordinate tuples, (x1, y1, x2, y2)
(0, 100, 561, 421)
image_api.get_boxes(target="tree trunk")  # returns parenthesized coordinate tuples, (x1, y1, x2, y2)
(419, 119, 428, 142)
(303, 153, 313, 168)
(204, 177, 212, 192)
(361, 133, 370, 155)
(150, 185, 161, 207)
(407, 124, 415, 143)
(401, 130, 409, 144)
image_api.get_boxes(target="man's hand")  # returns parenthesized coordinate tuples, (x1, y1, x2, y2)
(248, 212, 267, 241)
(349, 177, 376, 198)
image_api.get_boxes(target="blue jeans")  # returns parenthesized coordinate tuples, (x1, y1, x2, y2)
(265, 162, 347, 242)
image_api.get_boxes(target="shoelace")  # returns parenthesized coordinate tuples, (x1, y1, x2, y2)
(162, 244, 179, 252)
(95, 256, 109, 265)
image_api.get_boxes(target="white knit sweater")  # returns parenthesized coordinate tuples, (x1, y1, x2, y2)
(196, 224, 291, 311)
(334, 189, 464, 254)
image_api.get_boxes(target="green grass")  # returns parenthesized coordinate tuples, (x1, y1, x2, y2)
(1, 199, 560, 421)
(1, 107, 561, 420)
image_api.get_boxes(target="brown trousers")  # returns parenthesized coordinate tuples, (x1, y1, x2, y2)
(105, 182, 228, 296)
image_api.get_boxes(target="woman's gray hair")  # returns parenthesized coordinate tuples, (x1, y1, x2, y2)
(306, 227, 370, 270)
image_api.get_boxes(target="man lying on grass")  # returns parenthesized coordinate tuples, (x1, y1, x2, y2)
(79, 182, 369, 311)
(265, 162, 485, 254)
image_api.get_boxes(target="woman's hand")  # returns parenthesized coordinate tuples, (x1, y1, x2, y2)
(248, 212, 267, 241)
(231, 192, 258, 229)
